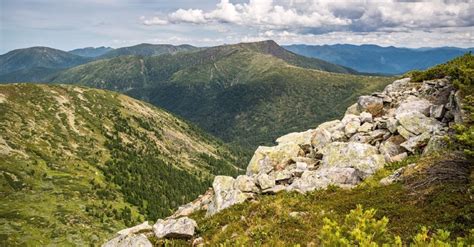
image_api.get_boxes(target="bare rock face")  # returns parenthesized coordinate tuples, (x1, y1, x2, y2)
(357, 96, 384, 116)
(153, 217, 197, 239)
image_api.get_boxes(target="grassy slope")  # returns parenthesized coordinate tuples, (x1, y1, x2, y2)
(185, 153, 473, 246)
(51, 41, 393, 154)
(0, 84, 240, 246)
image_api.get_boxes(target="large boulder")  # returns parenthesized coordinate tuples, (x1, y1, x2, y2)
(153, 217, 197, 239)
(311, 128, 332, 150)
(276, 129, 314, 146)
(379, 136, 406, 162)
(246, 143, 302, 176)
(286, 170, 331, 193)
(171, 189, 214, 218)
(395, 96, 432, 116)
(102, 234, 152, 247)
(319, 142, 385, 178)
(206, 176, 252, 216)
(103, 222, 153, 247)
(396, 112, 441, 135)
(357, 96, 384, 116)
(383, 78, 410, 93)
(256, 173, 276, 190)
(345, 103, 360, 115)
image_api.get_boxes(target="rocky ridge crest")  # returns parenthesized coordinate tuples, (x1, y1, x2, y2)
(104, 76, 464, 246)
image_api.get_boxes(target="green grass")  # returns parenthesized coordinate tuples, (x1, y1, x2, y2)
(183, 154, 473, 246)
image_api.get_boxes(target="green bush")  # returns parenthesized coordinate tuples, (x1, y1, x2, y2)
(319, 205, 474, 247)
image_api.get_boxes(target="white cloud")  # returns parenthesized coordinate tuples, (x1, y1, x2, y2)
(142, 16, 168, 25)
(142, 0, 474, 34)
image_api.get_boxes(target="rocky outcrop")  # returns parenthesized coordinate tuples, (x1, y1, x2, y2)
(153, 217, 197, 239)
(102, 222, 153, 247)
(105, 76, 460, 245)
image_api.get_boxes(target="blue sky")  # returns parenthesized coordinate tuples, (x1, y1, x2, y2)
(1, 0, 473, 54)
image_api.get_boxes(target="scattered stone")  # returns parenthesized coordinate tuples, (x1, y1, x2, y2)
(357, 96, 384, 116)
(344, 120, 361, 137)
(397, 126, 413, 140)
(257, 173, 276, 190)
(273, 170, 292, 182)
(276, 129, 314, 146)
(379, 136, 406, 162)
(153, 217, 197, 239)
(311, 128, 332, 150)
(380, 164, 416, 185)
(349, 133, 372, 143)
(192, 237, 204, 247)
(386, 118, 398, 133)
(117, 221, 152, 236)
(172, 189, 214, 218)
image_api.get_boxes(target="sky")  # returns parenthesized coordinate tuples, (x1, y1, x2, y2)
(0, 0, 473, 54)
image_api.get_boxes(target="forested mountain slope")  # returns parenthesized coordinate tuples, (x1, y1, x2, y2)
(52, 40, 392, 153)
(0, 84, 241, 245)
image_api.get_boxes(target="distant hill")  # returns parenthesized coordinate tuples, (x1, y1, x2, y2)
(52, 40, 392, 152)
(0, 47, 90, 76)
(0, 83, 241, 245)
(69, 46, 114, 57)
(98, 43, 199, 59)
(284, 44, 473, 74)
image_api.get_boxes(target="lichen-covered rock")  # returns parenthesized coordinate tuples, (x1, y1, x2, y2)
(396, 112, 441, 135)
(316, 167, 362, 187)
(379, 136, 406, 162)
(286, 170, 331, 193)
(344, 119, 361, 137)
(172, 189, 214, 218)
(430, 105, 445, 119)
(345, 103, 360, 115)
(276, 129, 314, 146)
(257, 173, 276, 190)
(383, 78, 410, 93)
(153, 217, 197, 239)
(207, 176, 252, 216)
(246, 143, 302, 176)
(358, 122, 373, 133)
(311, 128, 332, 150)
(319, 142, 385, 178)
(359, 112, 373, 123)
(234, 175, 258, 193)
(395, 96, 432, 116)
(262, 184, 286, 194)
(423, 135, 449, 156)
(357, 96, 384, 116)
(103, 222, 153, 247)
(386, 117, 398, 133)
(401, 132, 432, 153)
(102, 234, 152, 247)
(397, 125, 413, 140)
(272, 170, 292, 182)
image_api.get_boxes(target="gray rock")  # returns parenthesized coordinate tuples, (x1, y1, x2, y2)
(400, 132, 431, 153)
(379, 136, 406, 162)
(349, 133, 372, 143)
(380, 163, 416, 185)
(331, 130, 346, 142)
(316, 167, 362, 186)
(272, 170, 292, 182)
(262, 185, 286, 194)
(396, 111, 441, 135)
(430, 105, 445, 119)
(384, 78, 410, 93)
(153, 217, 197, 239)
(117, 221, 152, 236)
(103, 234, 152, 247)
(386, 118, 398, 133)
(397, 126, 413, 140)
(276, 129, 314, 146)
(246, 143, 302, 176)
(357, 96, 384, 116)
(311, 128, 332, 150)
(286, 170, 331, 193)
(345, 103, 360, 115)
(359, 112, 373, 123)
(344, 120, 361, 137)
(395, 96, 432, 116)
(207, 176, 252, 216)
(423, 135, 449, 156)
(234, 175, 258, 193)
(319, 142, 385, 178)
(257, 173, 276, 190)
(172, 189, 214, 218)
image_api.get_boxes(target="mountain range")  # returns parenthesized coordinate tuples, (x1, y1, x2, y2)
(284, 44, 473, 75)
(69, 46, 114, 57)
(48, 40, 391, 153)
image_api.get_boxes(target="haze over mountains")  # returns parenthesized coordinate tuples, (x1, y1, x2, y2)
(284, 44, 473, 75)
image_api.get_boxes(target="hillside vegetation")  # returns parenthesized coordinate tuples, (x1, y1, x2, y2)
(51, 40, 393, 154)
(0, 84, 242, 245)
